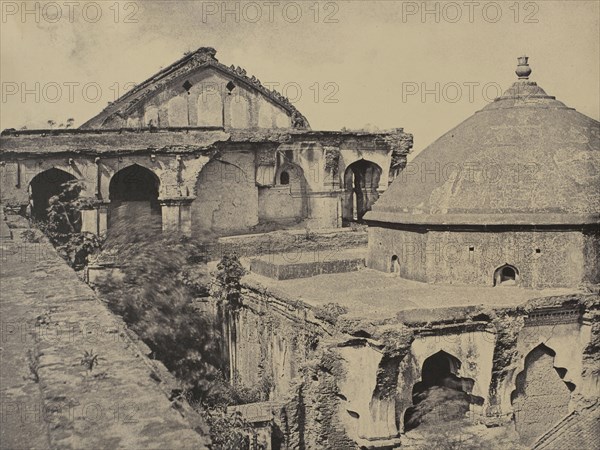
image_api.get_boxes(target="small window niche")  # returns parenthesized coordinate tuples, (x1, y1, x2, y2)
(493, 264, 519, 286)
(391, 255, 400, 275)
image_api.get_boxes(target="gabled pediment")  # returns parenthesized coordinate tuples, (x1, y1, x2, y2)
(80, 47, 309, 130)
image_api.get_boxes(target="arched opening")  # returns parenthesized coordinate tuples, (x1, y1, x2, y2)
(192, 159, 256, 234)
(511, 344, 573, 446)
(108, 165, 161, 234)
(403, 350, 483, 432)
(279, 171, 290, 185)
(29, 168, 78, 224)
(493, 264, 519, 286)
(343, 160, 382, 223)
(391, 255, 400, 275)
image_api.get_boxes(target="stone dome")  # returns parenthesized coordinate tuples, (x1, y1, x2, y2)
(366, 57, 600, 226)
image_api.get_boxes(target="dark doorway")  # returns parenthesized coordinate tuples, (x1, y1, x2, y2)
(391, 255, 400, 274)
(343, 160, 382, 222)
(404, 351, 483, 432)
(108, 165, 161, 233)
(279, 171, 290, 185)
(29, 168, 77, 222)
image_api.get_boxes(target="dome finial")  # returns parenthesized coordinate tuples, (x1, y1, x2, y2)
(516, 55, 531, 80)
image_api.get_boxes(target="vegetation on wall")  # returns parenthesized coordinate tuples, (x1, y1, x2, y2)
(324, 147, 340, 178)
(213, 254, 246, 309)
(31, 180, 102, 269)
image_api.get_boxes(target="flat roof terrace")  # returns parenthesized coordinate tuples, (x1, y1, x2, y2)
(244, 267, 580, 321)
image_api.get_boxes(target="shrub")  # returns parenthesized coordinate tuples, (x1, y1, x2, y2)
(36, 180, 103, 269)
(97, 219, 222, 401)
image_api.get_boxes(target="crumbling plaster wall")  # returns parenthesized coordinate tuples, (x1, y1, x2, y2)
(0, 157, 96, 206)
(192, 150, 258, 234)
(216, 281, 597, 448)
(225, 285, 326, 399)
(336, 344, 400, 447)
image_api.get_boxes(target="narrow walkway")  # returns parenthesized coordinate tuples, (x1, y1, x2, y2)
(1, 217, 210, 449)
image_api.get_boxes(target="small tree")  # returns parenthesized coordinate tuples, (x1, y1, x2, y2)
(214, 255, 246, 309)
(39, 180, 102, 269)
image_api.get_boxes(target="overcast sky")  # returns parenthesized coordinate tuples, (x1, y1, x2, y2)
(1, 0, 599, 155)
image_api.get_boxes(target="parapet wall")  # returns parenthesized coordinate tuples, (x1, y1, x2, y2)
(0, 215, 210, 449)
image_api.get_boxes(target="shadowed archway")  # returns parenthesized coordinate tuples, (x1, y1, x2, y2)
(494, 264, 519, 286)
(29, 168, 78, 223)
(343, 160, 382, 222)
(108, 164, 161, 233)
(404, 350, 483, 432)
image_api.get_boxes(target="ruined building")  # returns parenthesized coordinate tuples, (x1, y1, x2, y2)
(0, 47, 413, 236)
(1, 53, 598, 449)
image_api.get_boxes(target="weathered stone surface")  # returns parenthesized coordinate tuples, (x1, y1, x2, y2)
(0, 223, 210, 449)
(250, 247, 365, 280)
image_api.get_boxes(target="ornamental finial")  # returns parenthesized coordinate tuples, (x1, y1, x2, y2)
(516, 56, 531, 80)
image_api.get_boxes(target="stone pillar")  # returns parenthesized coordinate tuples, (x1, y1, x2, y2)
(98, 203, 109, 237)
(80, 207, 98, 235)
(306, 191, 341, 228)
(80, 202, 109, 237)
(159, 197, 195, 236)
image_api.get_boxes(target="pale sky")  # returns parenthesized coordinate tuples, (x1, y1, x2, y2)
(1, 0, 599, 155)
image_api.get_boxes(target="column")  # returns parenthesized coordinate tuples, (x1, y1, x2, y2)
(159, 197, 195, 236)
(80, 207, 97, 235)
(80, 202, 109, 237)
(98, 203, 109, 237)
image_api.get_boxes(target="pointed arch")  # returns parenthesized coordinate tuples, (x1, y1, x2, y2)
(493, 263, 519, 286)
(343, 159, 382, 222)
(403, 350, 483, 432)
(192, 158, 256, 234)
(510, 343, 574, 446)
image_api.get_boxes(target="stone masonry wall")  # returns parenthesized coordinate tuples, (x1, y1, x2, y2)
(368, 226, 588, 288)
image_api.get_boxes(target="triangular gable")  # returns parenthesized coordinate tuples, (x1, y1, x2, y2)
(80, 47, 309, 129)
